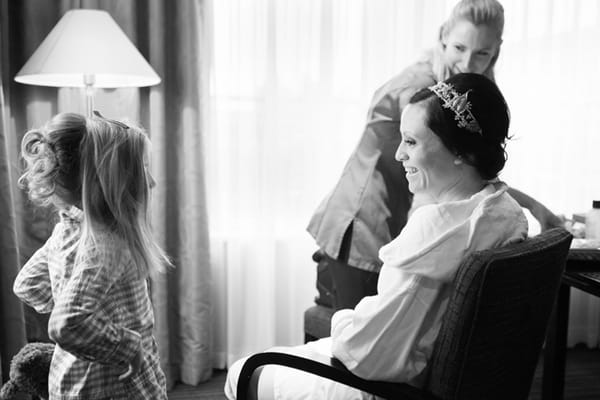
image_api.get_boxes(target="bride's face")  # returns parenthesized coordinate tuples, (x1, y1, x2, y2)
(396, 103, 459, 201)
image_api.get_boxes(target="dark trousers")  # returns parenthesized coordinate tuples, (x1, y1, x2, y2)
(314, 223, 379, 310)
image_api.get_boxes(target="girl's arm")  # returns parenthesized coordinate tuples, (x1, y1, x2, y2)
(13, 241, 54, 313)
(507, 187, 564, 231)
(48, 243, 142, 369)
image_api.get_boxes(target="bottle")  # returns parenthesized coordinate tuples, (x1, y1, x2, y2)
(585, 200, 600, 239)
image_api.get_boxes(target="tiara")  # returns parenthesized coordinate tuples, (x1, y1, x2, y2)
(428, 82, 482, 135)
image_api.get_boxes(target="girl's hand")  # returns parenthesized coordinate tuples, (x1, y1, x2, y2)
(118, 344, 143, 381)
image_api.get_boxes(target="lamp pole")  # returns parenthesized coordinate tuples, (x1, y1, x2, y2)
(84, 74, 95, 117)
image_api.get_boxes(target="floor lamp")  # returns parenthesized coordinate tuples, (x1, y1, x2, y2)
(14, 9, 160, 117)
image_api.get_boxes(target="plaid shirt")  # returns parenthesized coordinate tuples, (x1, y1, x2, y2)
(14, 206, 167, 400)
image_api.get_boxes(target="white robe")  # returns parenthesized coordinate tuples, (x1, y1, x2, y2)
(331, 183, 528, 384)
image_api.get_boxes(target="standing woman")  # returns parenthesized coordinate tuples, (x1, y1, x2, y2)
(307, 0, 561, 311)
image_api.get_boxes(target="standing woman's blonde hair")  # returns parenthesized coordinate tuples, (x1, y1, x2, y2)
(19, 112, 170, 277)
(431, 0, 505, 82)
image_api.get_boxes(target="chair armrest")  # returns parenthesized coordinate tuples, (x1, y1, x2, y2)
(236, 350, 437, 400)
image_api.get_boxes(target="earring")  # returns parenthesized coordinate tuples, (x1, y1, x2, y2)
(453, 158, 462, 165)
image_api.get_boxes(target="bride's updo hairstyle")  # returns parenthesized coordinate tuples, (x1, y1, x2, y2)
(409, 72, 510, 180)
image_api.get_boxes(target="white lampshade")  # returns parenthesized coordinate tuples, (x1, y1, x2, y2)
(14, 9, 160, 88)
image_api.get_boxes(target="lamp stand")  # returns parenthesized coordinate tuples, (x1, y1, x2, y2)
(84, 74, 95, 117)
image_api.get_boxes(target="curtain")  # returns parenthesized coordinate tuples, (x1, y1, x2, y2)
(0, 0, 212, 388)
(0, 0, 27, 381)
(207, 0, 600, 367)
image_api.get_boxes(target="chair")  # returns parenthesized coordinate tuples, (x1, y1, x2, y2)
(236, 228, 573, 400)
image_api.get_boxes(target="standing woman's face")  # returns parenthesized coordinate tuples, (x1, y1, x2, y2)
(442, 19, 500, 76)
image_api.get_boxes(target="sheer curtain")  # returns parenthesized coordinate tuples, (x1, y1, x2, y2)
(206, 0, 600, 367)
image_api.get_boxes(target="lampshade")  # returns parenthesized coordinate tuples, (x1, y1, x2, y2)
(14, 9, 160, 88)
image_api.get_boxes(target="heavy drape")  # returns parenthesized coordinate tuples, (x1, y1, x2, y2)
(0, 0, 212, 388)
(206, 0, 600, 367)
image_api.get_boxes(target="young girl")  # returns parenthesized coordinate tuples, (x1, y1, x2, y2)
(14, 111, 171, 400)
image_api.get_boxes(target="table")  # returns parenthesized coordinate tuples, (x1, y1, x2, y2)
(542, 249, 600, 400)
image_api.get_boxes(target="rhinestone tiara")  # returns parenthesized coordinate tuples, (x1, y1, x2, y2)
(428, 82, 482, 135)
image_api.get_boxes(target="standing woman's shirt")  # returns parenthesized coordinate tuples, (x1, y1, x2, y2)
(13, 206, 166, 400)
(307, 59, 437, 273)
(331, 183, 528, 384)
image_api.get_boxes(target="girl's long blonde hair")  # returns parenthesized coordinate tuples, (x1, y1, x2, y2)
(19, 112, 171, 277)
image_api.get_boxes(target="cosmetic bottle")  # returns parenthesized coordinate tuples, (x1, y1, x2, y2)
(585, 200, 600, 239)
